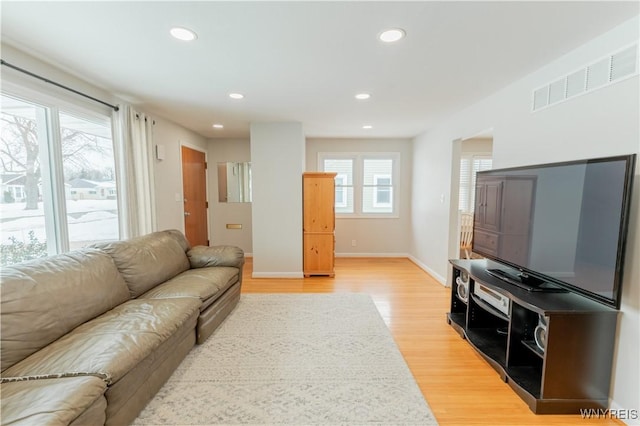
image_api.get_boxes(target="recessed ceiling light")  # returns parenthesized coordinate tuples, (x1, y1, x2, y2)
(170, 27, 197, 41)
(229, 93, 244, 100)
(213, 124, 224, 129)
(362, 125, 373, 129)
(379, 28, 405, 43)
(355, 93, 371, 100)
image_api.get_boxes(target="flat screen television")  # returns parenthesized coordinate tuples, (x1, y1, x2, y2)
(472, 154, 636, 309)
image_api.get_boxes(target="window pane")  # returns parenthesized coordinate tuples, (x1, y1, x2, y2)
(363, 159, 392, 184)
(0, 95, 50, 265)
(324, 159, 353, 184)
(324, 159, 354, 213)
(335, 187, 353, 213)
(363, 159, 393, 213)
(59, 112, 119, 249)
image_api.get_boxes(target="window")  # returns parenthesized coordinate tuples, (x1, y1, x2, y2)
(334, 174, 348, 208)
(0, 93, 119, 266)
(459, 154, 493, 212)
(323, 159, 353, 214)
(320, 153, 399, 217)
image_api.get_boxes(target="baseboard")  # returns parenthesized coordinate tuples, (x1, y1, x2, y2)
(335, 252, 409, 258)
(408, 255, 447, 286)
(251, 272, 304, 279)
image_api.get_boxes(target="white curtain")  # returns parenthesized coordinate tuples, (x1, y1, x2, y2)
(112, 105, 157, 238)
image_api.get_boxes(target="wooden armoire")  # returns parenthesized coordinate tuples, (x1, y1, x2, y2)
(303, 172, 336, 277)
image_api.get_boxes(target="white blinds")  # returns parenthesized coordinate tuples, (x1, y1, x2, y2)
(459, 155, 493, 212)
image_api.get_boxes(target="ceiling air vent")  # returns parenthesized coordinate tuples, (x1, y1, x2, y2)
(532, 43, 638, 112)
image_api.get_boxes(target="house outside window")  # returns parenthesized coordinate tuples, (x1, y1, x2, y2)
(319, 152, 399, 217)
(372, 174, 392, 208)
(334, 173, 347, 208)
(322, 159, 353, 214)
(0, 92, 120, 266)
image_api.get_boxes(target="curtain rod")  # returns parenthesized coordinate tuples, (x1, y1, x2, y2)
(1, 59, 119, 112)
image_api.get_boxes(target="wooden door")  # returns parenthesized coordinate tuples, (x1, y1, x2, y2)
(181, 146, 208, 246)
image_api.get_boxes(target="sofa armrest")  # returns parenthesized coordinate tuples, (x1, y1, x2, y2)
(187, 245, 245, 270)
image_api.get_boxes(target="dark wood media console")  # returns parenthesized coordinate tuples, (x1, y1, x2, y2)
(448, 259, 619, 414)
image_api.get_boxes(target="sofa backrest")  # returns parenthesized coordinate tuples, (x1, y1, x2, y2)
(1, 249, 131, 372)
(164, 229, 191, 252)
(93, 230, 190, 298)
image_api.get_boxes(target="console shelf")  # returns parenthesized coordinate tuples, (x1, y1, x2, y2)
(449, 259, 618, 414)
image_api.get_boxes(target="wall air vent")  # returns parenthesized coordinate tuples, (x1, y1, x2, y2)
(532, 43, 639, 112)
(548, 78, 566, 104)
(533, 87, 549, 110)
(566, 69, 586, 98)
(611, 44, 638, 81)
(586, 58, 610, 91)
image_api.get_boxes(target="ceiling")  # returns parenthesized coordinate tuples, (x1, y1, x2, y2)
(1, 2, 638, 140)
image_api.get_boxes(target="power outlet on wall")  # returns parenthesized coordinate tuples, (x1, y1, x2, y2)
(351, 240, 357, 247)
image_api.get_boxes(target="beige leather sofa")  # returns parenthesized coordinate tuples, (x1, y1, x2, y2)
(0, 230, 244, 426)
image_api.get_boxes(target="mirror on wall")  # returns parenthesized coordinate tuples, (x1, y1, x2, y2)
(217, 162, 252, 203)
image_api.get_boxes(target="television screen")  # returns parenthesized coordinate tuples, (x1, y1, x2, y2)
(472, 154, 636, 308)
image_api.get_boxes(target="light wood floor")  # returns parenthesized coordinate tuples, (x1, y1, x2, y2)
(241, 257, 621, 426)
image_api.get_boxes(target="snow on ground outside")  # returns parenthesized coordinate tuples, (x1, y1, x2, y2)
(0, 199, 118, 245)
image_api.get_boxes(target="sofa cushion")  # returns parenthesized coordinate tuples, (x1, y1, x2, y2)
(94, 231, 190, 298)
(0, 249, 130, 372)
(0, 376, 107, 426)
(140, 267, 239, 306)
(187, 245, 245, 269)
(2, 298, 200, 385)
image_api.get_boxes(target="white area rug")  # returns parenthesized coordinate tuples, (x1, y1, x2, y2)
(133, 293, 438, 425)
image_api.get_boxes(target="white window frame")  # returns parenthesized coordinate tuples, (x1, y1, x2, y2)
(1, 80, 120, 256)
(318, 152, 400, 218)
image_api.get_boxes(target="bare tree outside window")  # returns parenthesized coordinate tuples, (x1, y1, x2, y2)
(0, 95, 119, 265)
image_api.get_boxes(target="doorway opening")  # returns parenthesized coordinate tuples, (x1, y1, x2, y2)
(455, 132, 494, 259)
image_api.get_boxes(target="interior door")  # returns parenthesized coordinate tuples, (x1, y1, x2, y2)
(181, 146, 208, 246)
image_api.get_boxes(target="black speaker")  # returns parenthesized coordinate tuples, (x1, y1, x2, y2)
(534, 314, 548, 352)
(456, 271, 469, 302)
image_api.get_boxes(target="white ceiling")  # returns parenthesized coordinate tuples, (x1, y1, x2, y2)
(1, 1, 638, 140)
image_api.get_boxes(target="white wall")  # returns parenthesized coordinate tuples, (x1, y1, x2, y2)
(411, 16, 640, 420)
(207, 138, 252, 253)
(250, 123, 304, 277)
(153, 119, 208, 233)
(306, 138, 413, 256)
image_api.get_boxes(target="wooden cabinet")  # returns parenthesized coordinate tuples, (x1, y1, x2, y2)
(303, 172, 336, 277)
(474, 175, 536, 265)
(448, 259, 618, 414)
